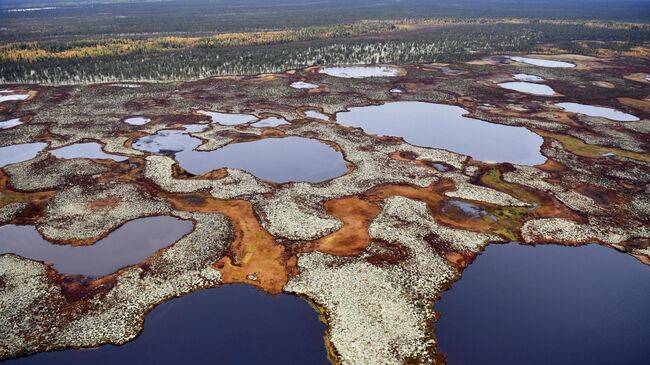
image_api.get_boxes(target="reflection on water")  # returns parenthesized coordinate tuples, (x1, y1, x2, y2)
(50, 142, 128, 161)
(124, 117, 151, 126)
(442, 200, 496, 221)
(198, 110, 258, 125)
(133, 130, 201, 154)
(175, 136, 348, 183)
(304, 110, 329, 120)
(512, 73, 544, 82)
(251, 117, 290, 127)
(556, 102, 639, 122)
(0, 118, 22, 129)
(290, 81, 319, 89)
(7, 285, 330, 365)
(436, 244, 650, 365)
(318, 65, 401, 78)
(0, 93, 30, 103)
(498, 82, 556, 96)
(0, 142, 47, 167)
(182, 124, 209, 133)
(133, 129, 346, 183)
(0, 216, 192, 277)
(508, 56, 576, 68)
(336, 101, 545, 165)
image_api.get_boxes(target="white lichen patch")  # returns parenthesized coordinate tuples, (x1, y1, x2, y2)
(0, 255, 66, 359)
(253, 184, 343, 240)
(630, 193, 650, 221)
(502, 165, 556, 191)
(102, 136, 144, 156)
(286, 253, 435, 365)
(38, 182, 171, 241)
(445, 173, 529, 207)
(5, 155, 110, 191)
(371, 196, 498, 254)
(0, 202, 26, 224)
(52, 211, 229, 347)
(286, 197, 496, 364)
(1, 212, 231, 359)
(553, 190, 602, 214)
(521, 217, 650, 245)
(145, 155, 272, 199)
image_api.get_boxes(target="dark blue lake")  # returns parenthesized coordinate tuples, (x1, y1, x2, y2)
(435, 244, 650, 365)
(9, 284, 330, 365)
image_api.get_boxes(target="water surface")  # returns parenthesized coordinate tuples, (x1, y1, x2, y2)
(0, 216, 192, 277)
(499, 82, 556, 96)
(0, 93, 30, 103)
(0, 142, 47, 167)
(318, 65, 401, 78)
(0, 118, 22, 129)
(436, 244, 650, 365)
(7, 285, 329, 365)
(251, 117, 290, 127)
(556, 102, 639, 122)
(198, 110, 258, 125)
(508, 56, 576, 68)
(442, 200, 496, 220)
(182, 124, 209, 133)
(290, 81, 319, 89)
(124, 117, 151, 126)
(50, 142, 128, 161)
(175, 136, 347, 183)
(512, 73, 544, 82)
(336, 101, 545, 165)
(133, 130, 201, 154)
(304, 110, 329, 120)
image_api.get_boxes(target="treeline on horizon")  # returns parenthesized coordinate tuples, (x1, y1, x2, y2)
(1, 0, 649, 44)
(1, 23, 648, 85)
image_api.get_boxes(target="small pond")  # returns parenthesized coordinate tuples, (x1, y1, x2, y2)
(0, 93, 30, 103)
(198, 110, 258, 125)
(251, 117, 290, 128)
(304, 110, 329, 120)
(124, 117, 151, 126)
(512, 73, 544, 82)
(318, 65, 401, 78)
(499, 82, 556, 96)
(0, 118, 22, 129)
(175, 136, 348, 183)
(336, 101, 545, 165)
(556, 102, 639, 122)
(50, 142, 128, 162)
(508, 56, 576, 68)
(290, 81, 319, 89)
(436, 243, 650, 365)
(132, 130, 201, 154)
(0, 142, 48, 167)
(0, 216, 192, 277)
(182, 124, 209, 133)
(442, 200, 496, 221)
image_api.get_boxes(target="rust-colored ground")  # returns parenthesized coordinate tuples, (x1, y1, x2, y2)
(165, 192, 292, 294)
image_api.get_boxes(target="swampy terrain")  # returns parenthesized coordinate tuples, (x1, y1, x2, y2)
(0, 12, 649, 364)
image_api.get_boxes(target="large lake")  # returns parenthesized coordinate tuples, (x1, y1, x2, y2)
(134, 132, 348, 183)
(336, 101, 545, 165)
(436, 244, 650, 365)
(7, 285, 329, 365)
